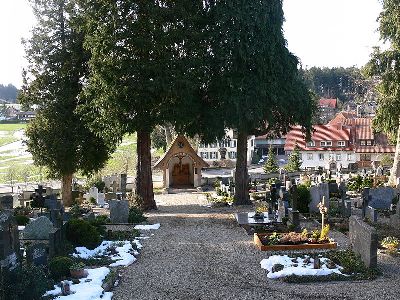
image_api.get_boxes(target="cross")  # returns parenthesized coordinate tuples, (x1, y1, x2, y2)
(317, 196, 328, 229)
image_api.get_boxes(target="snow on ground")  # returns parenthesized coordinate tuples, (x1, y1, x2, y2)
(73, 240, 140, 267)
(44, 266, 113, 300)
(134, 223, 160, 230)
(18, 226, 25, 231)
(260, 255, 344, 279)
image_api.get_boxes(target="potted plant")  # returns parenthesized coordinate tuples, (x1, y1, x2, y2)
(69, 262, 88, 279)
(254, 203, 269, 219)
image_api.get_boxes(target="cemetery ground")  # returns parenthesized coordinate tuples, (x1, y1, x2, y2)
(112, 193, 400, 300)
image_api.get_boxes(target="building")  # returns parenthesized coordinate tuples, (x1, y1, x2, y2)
(197, 129, 255, 166)
(154, 136, 209, 188)
(284, 111, 395, 171)
(318, 98, 339, 124)
(253, 135, 287, 165)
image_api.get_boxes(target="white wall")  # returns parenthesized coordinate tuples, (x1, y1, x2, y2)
(300, 151, 357, 170)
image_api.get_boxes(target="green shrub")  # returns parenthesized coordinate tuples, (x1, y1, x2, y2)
(14, 215, 30, 226)
(297, 184, 311, 213)
(48, 256, 74, 280)
(66, 219, 101, 249)
(69, 204, 82, 219)
(128, 207, 147, 224)
(89, 197, 96, 205)
(89, 215, 110, 236)
(0, 265, 53, 300)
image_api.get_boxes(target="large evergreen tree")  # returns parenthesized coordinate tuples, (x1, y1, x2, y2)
(285, 144, 302, 172)
(364, 0, 400, 186)
(20, 0, 114, 206)
(263, 146, 279, 174)
(206, 0, 314, 204)
(79, 0, 207, 210)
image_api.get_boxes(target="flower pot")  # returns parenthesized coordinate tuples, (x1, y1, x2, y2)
(70, 268, 88, 279)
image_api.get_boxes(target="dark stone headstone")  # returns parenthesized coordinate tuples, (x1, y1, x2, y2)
(44, 194, 61, 210)
(344, 200, 352, 218)
(120, 174, 127, 195)
(0, 211, 19, 268)
(290, 184, 298, 210)
(349, 215, 378, 268)
(313, 257, 321, 269)
(288, 208, 300, 231)
(26, 243, 47, 266)
(368, 187, 396, 209)
(22, 216, 54, 240)
(0, 195, 13, 209)
(365, 206, 378, 223)
(361, 188, 370, 218)
(109, 200, 129, 223)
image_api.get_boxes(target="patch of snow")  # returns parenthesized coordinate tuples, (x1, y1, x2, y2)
(18, 226, 25, 231)
(260, 255, 343, 279)
(134, 223, 160, 230)
(44, 267, 113, 300)
(73, 241, 138, 267)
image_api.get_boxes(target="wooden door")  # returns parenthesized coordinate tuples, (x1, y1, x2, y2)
(172, 163, 191, 186)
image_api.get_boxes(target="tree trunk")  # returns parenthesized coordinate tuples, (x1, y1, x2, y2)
(389, 123, 400, 187)
(234, 130, 251, 205)
(62, 173, 73, 207)
(136, 129, 157, 211)
(164, 123, 174, 146)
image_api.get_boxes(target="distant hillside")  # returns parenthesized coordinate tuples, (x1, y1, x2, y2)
(0, 84, 19, 103)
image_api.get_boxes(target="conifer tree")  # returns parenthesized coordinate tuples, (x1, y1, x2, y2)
(263, 146, 279, 174)
(364, 0, 400, 186)
(285, 144, 302, 172)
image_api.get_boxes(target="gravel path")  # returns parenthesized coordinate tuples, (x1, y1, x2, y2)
(113, 193, 400, 300)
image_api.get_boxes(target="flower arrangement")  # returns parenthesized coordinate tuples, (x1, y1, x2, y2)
(381, 236, 399, 252)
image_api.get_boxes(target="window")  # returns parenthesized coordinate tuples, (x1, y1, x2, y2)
(347, 153, 353, 161)
(360, 154, 372, 161)
(307, 141, 315, 147)
(199, 143, 206, 148)
(366, 140, 372, 146)
(319, 153, 325, 161)
(200, 152, 209, 159)
(228, 151, 237, 159)
(307, 153, 313, 160)
(230, 140, 237, 148)
(210, 142, 217, 148)
(251, 139, 254, 147)
(220, 139, 229, 148)
(360, 140, 366, 146)
(337, 141, 346, 147)
(320, 141, 332, 147)
(329, 153, 334, 161)
(210, 152, 218, 159)
(336, 154, 341, 161)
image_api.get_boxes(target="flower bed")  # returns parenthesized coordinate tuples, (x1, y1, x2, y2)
(254, 232, 337, 251)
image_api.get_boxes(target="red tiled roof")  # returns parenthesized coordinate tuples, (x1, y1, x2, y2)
(357, 125, 374, 140)
(319, 98, 337, 108)
(344, 117, 372, 126)
(328, 111, 357, 126)
(355, 146, 395, 153)
(284, 125, 351, 151)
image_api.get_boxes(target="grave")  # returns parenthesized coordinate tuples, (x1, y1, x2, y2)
(367, 187, 396, 209)
(97, 193, 106, 206)
(0, 211, 19, 269)
(22, 216, 54, 240)
(105, 192, 117, 201)
(0, 195, 14, 209)
(365, 206, 378, 223)
(44, 194, 61, 210)
(349, 215, 378, 268)
(109, 200, 129, 223)
(26, 243, 48, 266)
(309, 183, 330, 212)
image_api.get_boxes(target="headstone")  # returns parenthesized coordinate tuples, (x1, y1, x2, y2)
(44, 194, 61, 210)
(97, 193, 106, 206)
(89, 186, 99, 202)
(26, 243, 47, 266)
(290, 184, 298, 210)
(328, 182, 339, 195)
(22, 216, 54, 240)
(0, 195, 13, 209)
(12, 194, 19, 208)
(285, 180, 292, 190)
(109, 200, 129, 223)
(49, 209, 63, 228)
(309, 183, 330, 213)
(112, 181, 118, 193)
(288, 208, 300, 231)
(365, 206, 377, 223)
(362, 188, 370, 218)
(349, 215, 378, 268)
(368, 187, 396, 209)
(277, 199, 285, 223)
(121, 174, 127, 195)
(0, 211, 19, 269)
(344, 200, 352, 218)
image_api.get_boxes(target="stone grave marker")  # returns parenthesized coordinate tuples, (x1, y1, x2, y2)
(44, 194, 61, 210)
(0, 211, 19, 269)
(89, 186, 99, 201)
(368, 187, 396, 209)
(26, 243, 48, 266)
(97, 193, 106, 206)
(349, 215, 378, 268)
(0, 195, 14, 209)
(121, 174, 127, 195)
(109, 200, 129, 223)
(22, 216, 54, 240)
(309, 183, 330, 213)
(365, 206, 377, 223)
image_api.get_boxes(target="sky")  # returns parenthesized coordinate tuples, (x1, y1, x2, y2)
(0, 0, 383, 88)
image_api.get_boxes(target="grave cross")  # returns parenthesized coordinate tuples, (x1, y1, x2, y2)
(317, 196, 328, 229)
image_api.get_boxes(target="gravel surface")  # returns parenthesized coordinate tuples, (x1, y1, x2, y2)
(113, 193, 400, 300)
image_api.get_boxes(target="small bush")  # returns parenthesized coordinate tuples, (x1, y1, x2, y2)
(48, 256, 74, 281)
(14, 215, 30, 226)
(128, 207, 147, 224)
(66, 219, 101, 250)
(0, 265, 53, 300)
(89, 215, 110, 236)
(89, 197, 96, 205)
(297, 184, 311, 213)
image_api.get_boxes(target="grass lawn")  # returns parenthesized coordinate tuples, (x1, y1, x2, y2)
(0, 123, 27, 131)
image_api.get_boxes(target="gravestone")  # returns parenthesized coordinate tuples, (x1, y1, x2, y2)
(328, 182, 339, 195)
(97, 193, 106, 206)
(365, 206, 377, 223)
(0, 195, 14, 209)
(279, 187, 289, 215)
(105, 192, 117, 201)
(362, 188, 370, 218)
(368, 187, 396, 209)
(121, 174, 127, 195)
(109, 200, 129, 223)
(89, 186, 99, 202)
(22, 216, 54, 240)
(44, 194, 61, 210)
(290, 184, 298, 210)
(339, 181, 347, 217)
(288, 208, 300, 231)
(0, 211, 19, 269)
(49, 209, 63, 228)
(344, 200, 352, 217)
(26, 243, 48, 266)
(349, 215, 378, 268)
(309, 183, 330, 212)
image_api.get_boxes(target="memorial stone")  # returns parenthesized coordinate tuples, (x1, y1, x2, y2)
(109, 200, 129, 223)
(22, 216, 54, 240)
